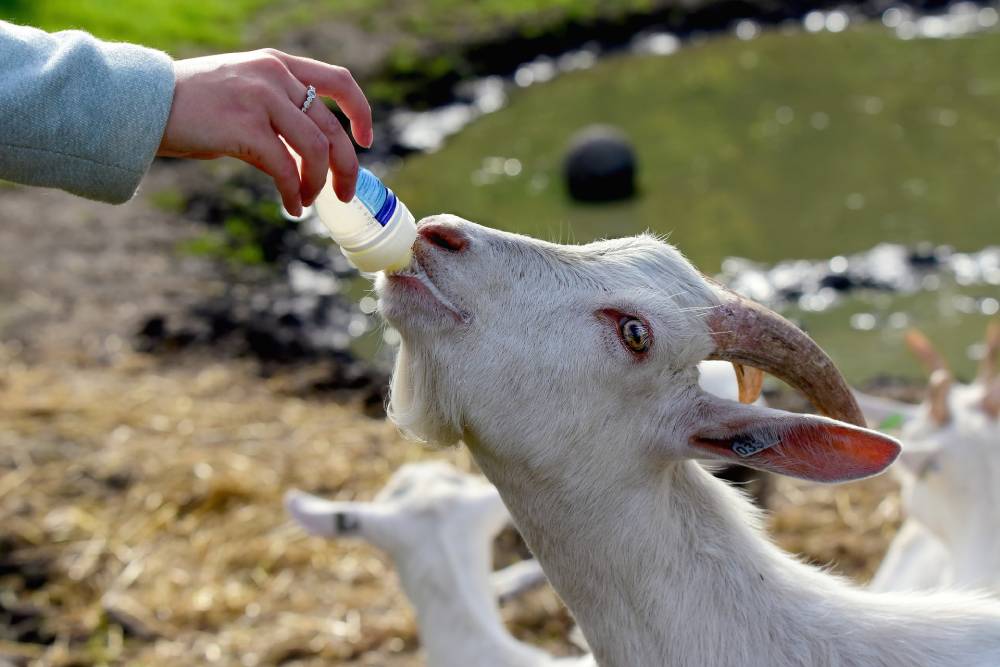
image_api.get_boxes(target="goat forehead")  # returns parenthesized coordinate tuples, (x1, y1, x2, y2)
(573, 238, 689, 283)
(378, 463, 465, 495)
(551, 234, 687, 273)
(906, 383, 998, 438)
(375, 463, 494, 509)
(907, 427, 999, 482)
(485, 229, 711, 304)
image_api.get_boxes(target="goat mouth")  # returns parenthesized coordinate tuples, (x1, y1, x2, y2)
(388, 257, 468, 322)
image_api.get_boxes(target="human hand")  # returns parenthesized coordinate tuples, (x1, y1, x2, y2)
(157, 49, 373, 216)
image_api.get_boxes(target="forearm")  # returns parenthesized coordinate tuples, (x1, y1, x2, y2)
(0, 21, 175, 204)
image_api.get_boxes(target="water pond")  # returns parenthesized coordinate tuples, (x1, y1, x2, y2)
(381, 20, 1000, 384)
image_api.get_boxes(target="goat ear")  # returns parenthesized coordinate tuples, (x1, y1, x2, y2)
(284, 490, 379, 538)
(686, 394, 901, 483)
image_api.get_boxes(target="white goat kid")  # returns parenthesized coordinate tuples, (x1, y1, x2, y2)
(860, 326, 1000, 593)
(376, 215, 1000, 667)
(286, 462, 594, 667)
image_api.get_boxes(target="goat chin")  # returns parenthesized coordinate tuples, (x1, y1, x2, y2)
(388, 341, 462, 446)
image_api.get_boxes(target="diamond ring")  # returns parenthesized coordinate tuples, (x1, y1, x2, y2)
(300, 85, 317, 113)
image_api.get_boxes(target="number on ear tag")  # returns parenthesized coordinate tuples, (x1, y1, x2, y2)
(731, 433, 781, 458)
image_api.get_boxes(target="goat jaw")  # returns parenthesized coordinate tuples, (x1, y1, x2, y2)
(705, 286, 865, 427)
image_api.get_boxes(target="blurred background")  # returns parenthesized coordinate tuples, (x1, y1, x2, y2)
(0, 0, 997, 665)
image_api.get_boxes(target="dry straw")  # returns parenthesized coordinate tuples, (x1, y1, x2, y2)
(0, 347, 900, 666)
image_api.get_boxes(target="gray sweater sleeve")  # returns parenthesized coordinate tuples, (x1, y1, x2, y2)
(0, 21, 176, 204)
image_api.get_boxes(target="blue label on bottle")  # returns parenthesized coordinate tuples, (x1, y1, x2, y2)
(355, 168, 396, 227)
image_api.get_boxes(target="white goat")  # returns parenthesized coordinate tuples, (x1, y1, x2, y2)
(376, 215, 1000, 667)
(286, 461, 594, 667)
(859, 326, 1000, 593)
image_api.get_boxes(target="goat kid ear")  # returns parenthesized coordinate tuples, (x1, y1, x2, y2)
(685, 394, 901, 483)
(284, 490, 385, 539)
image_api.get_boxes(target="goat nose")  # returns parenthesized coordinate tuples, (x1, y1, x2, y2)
(418, 221, 469, 253)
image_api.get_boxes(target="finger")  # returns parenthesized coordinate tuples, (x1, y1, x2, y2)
(237, 130, 302, 216)
(306, 102, 359, 202)
(282, 76, 359, 201)
(274, 54, 373, 148)
(266, 94, 330, 206)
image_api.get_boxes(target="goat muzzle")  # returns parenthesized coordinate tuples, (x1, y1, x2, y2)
(705, 286, 866, 427)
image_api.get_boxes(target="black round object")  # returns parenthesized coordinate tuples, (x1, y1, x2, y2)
(907, 242, 941, 268)
(819, 273, 856, 292)
(563, 125, 637, 202)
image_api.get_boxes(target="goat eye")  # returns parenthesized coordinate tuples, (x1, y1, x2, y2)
(619, 318, 650, 354)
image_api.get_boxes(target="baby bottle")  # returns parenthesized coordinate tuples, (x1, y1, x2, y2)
(312, 168, 417, 273)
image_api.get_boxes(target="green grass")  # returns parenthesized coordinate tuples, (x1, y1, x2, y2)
(390, 26, 1000, 268)
(0, 0, 667, 106)
(0, 0, 655, 55)
(357, 0, 654, 41)
(0, 0, 270, 52)
(149, 187, 186, 214)
(789, 284, 999, 386)
(386, 27, 1000, 382)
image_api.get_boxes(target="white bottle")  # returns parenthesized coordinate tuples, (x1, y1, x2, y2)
(312, 168, 417, 273)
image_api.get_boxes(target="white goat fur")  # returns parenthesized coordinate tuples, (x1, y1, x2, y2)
(377, 215, 1000, 667)
(869, 518, 951, 593)
(858, 368, 1000, 592)
(494, 359, 768, 602)
(286, 462, 593, 667)
(286, 363, 748, 665)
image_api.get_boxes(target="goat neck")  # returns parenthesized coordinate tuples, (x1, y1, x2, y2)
(472, 438, 1000, 667)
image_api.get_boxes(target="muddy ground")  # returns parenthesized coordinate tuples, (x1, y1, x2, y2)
(0, 165, 910, 666)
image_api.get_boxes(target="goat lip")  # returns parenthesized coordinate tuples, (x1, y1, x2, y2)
(387, 257, 468, 323)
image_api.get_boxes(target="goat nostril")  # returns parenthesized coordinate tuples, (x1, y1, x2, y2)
(419, 224, 468, 253)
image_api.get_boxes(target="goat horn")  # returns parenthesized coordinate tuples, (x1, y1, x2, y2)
(983, 379, 1000, 419)
(904, 329, 949, 375)
(927, 368, 953, 426)
(977, 321, 1000, 384)
(705, 286, 865, 427)
(732, 363, 764, 404)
